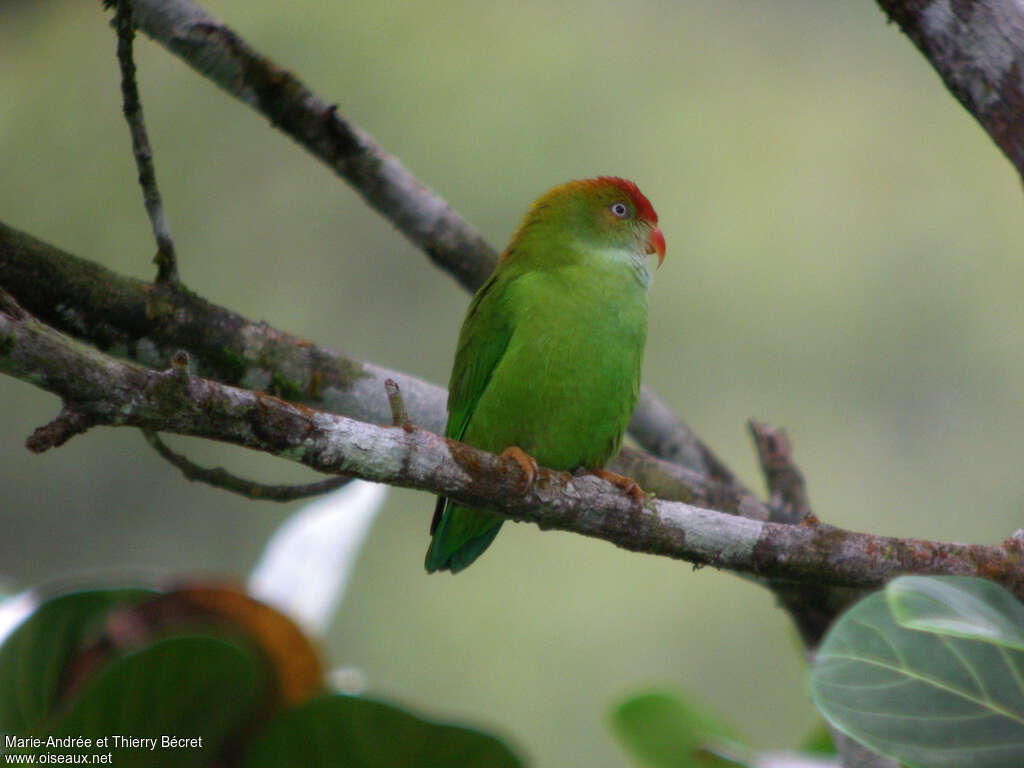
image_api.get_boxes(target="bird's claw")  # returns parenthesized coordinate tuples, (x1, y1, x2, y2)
(589, 468, 646, 509)
(500, 445, 538, 494)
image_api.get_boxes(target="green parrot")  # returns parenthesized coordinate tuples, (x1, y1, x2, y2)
(425, 176, 665, 573)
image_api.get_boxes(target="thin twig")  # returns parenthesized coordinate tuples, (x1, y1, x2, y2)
(113, 0, 178, 283)
(747, 418, 854, 649)
(748, 419, 812, 525)
(25, 406, 93, 453)
(384, 378, 409, 427)
(142, 431, 351, 501)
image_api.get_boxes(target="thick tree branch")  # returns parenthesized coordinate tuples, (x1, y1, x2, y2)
(0, 220, 764, 519)
(877, 0, 1024, 185)
(3, 293, 1023, 597)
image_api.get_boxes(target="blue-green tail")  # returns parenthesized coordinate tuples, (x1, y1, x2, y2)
(425, 497, 503, 573)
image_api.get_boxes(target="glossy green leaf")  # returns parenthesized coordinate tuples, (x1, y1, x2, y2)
(48, 636, 262, 767)
(888, 575, 1024, 651)
(243, 693, 523, 768)
(809, 578, 1024, 767)
(0, 588, 153, 735)
(610, 690, 737, 768)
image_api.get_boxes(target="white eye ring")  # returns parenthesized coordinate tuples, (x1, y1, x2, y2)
(610, 202, 630, 218)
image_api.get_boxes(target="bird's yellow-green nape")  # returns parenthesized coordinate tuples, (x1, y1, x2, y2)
(426, 176, 665, 574)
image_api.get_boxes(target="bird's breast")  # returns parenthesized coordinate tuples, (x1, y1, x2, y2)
(463, 268, 647, 470)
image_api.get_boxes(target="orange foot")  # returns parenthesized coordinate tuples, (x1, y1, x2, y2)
(588, 468, 646, 507)
(500, 445, 539, 493)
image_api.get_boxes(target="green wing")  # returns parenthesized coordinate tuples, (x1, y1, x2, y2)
(425, 271, 515, 573)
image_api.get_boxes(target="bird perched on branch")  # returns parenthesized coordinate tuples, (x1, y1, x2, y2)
(426, 177, 666, 573)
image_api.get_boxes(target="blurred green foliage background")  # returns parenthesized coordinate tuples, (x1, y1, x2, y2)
(2, 1, 1023, 765)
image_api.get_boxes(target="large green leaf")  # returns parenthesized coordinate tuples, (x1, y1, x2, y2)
(47, 636, 262, 767)
(243, 693, 523, 768)
(888, 575, 1024, 651)
(610, 690, 738, 768)
(0, 588, 154, 735)
(809, 576, 1024, 767)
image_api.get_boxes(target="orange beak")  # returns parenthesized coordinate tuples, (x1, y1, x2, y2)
(645, 227, 666, 267)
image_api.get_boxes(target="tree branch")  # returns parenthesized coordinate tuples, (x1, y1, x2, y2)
(3, 292, 1023, 596)
(384, 378, 410, 427)
(877, 0, 1024, 186)
(749, 419, 812, 525)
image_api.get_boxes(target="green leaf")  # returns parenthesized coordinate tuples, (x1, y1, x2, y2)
(49, 636, 263, 768)
(888, 575, 1024, 651)
(809, 577, 1024, 768)
(243, 693, 523, 768)
(799, 722, 835, 755)
(610, 690, 738, 768)
(0, 588, 153, 735)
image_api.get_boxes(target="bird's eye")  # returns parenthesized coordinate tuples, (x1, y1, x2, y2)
(609, 202, 630, 219)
